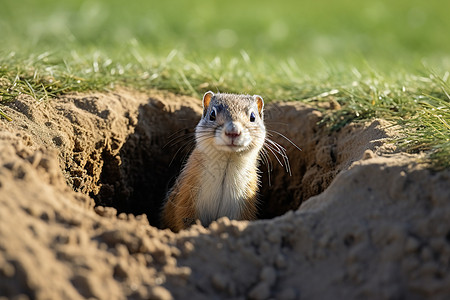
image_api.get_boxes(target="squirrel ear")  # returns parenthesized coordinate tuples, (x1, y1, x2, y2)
(203, 91, 214, 109)
(253, 95, 264, 115)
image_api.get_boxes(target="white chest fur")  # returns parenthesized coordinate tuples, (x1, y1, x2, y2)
(195, 150, 258, 226)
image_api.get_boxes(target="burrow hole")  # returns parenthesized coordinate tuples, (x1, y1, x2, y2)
(91, 99, 384, 228)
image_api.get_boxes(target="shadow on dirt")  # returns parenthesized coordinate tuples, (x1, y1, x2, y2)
(93, 98, 200, 226)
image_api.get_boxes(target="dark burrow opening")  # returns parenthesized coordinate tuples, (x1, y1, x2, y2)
(91, 98, 386, 228)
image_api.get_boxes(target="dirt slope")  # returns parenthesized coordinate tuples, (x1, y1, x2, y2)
(0, 90, 449, 299)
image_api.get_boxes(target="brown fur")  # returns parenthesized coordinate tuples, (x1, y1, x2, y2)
(161, 149, 260, 232)
(161, 150, 202, 232)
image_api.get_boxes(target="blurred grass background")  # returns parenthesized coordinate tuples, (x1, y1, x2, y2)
(1, 0, 449, 60)
(0, 0, 449, 168)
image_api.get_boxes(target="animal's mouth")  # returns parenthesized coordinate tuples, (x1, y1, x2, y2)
(221, 143, 246, 152)
(212, 133, 250, 152)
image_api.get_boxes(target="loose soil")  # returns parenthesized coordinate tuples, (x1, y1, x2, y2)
(0, 89, 449, 299)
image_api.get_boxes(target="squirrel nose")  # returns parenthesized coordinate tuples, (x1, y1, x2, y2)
(225, 122, 242, 138)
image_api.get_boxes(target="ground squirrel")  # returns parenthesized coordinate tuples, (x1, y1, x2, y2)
(161, 91, 266, 232)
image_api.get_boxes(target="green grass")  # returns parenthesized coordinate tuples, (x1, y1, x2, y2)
(0, 0, 449, 169)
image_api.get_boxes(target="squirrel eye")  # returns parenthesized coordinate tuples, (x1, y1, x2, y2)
(250, 112, 256, 122)
(209, 108, 216, 121)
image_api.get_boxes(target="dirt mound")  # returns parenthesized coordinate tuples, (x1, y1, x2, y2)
(1, 89, 449, 299)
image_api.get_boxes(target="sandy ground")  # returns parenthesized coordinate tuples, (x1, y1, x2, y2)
(0, 89, 449, 299)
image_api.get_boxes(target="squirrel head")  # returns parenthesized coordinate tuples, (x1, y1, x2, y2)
(197, 91, 266, 154)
